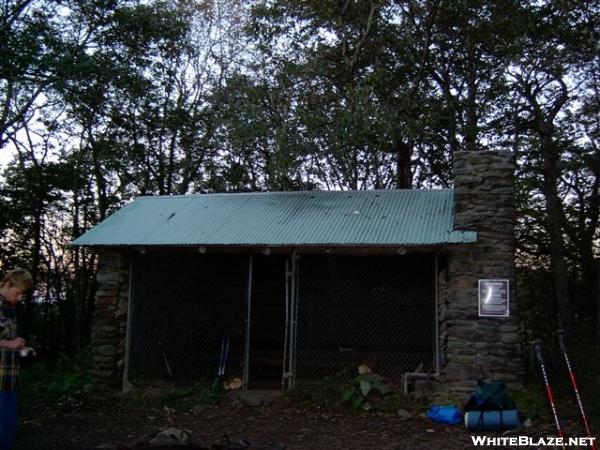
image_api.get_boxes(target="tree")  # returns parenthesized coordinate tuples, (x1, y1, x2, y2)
(508, 0, 598, 330)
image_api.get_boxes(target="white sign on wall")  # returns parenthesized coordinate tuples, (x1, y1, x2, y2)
(478, 279, 510, 317)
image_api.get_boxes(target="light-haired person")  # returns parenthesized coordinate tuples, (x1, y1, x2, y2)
(0, 268, 33, 450)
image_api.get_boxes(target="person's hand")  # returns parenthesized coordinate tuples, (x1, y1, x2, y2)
(5, 337, 26, 349)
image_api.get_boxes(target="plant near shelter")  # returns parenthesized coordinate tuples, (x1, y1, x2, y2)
(342, 372, 391, 411)
(21, 351, 95, 407)
(163, 379, 223, 411)
(285, 376, 345, 410)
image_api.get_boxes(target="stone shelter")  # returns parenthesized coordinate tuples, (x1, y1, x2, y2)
(73, 150, 524, 394)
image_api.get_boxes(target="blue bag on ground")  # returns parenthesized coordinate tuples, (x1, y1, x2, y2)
(426, 404, 462, 425)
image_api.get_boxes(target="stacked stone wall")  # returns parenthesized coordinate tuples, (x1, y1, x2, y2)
(444, 151, 524, 394)
(91, 251, 129, 388)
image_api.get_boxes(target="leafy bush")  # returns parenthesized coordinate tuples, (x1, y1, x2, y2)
(285, 376, 346, 410)
(286, 372, 419, 413)
(510, 382, 551, 424)
(163, 379, 222, 411)
(379, 390, 421, 414)
(568, 343, 600, 423)
(20, 350, 95, 406)
(342, 372, 390, 411)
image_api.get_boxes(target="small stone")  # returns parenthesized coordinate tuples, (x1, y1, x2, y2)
(230, 390, 281, 407)
(94, 345, 116, 357)
(148, 428, 191, 445)
(500, 332, 521, 344)
(397, 409, 412, 419)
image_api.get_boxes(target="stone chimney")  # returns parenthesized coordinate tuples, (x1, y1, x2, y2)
(443, 151, 523, 393)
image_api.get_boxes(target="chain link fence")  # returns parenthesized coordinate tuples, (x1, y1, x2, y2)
(296, 254, 436, 380)
(127, 252, 436, 386)
(129, 253, 248, 383)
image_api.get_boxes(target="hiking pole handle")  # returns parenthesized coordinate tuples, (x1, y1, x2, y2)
(555, 329, 567, 353)
(532, 340, 543, 363)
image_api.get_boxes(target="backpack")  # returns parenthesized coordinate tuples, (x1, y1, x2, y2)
(464, 381, 516, 412)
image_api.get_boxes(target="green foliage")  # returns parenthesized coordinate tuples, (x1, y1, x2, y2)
(568, 343, 600, 423)
(378, 390, 420, 414)
(516, 266, 557, 338)
(285, 376, 346, 410)
(515, 343, 600, 429)
(20, 351, 96, 406)
(342, 373, 391, 411)
(282, 374, 419, 414)
(510, 382, 551, 424)
(162, 379, 223, 411)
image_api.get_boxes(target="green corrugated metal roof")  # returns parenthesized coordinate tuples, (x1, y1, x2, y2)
(71, 189, 476, 247)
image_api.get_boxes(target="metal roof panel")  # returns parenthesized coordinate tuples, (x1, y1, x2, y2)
(71, 189, 477, 247)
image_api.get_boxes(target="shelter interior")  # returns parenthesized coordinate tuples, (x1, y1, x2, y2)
(129, 248, 439, 389)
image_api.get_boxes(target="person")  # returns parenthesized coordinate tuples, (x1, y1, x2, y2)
(0, 268, 33, 450)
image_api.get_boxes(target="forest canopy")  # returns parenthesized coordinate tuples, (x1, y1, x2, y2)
(0, 0, 598, 358)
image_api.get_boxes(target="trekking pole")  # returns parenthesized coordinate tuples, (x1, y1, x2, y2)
(555, 330, 597, 450)
(218, 336, 230, 379)
(532, 340, 566, 445)
(222, 336, 230, 375)
(218, 337, 225, 378)
(155, 323, 173, 378)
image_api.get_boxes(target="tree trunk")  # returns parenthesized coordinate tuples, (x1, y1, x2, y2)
(540, 135, 573, 329)
(90, 139, 109, 221)
(465, 36, 478, 152)
(395, 140, 412, 189)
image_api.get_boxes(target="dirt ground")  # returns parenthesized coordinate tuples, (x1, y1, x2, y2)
(14, 390, 589, 450)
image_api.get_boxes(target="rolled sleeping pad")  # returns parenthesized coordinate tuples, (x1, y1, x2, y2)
(465, 410, 521, 431)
